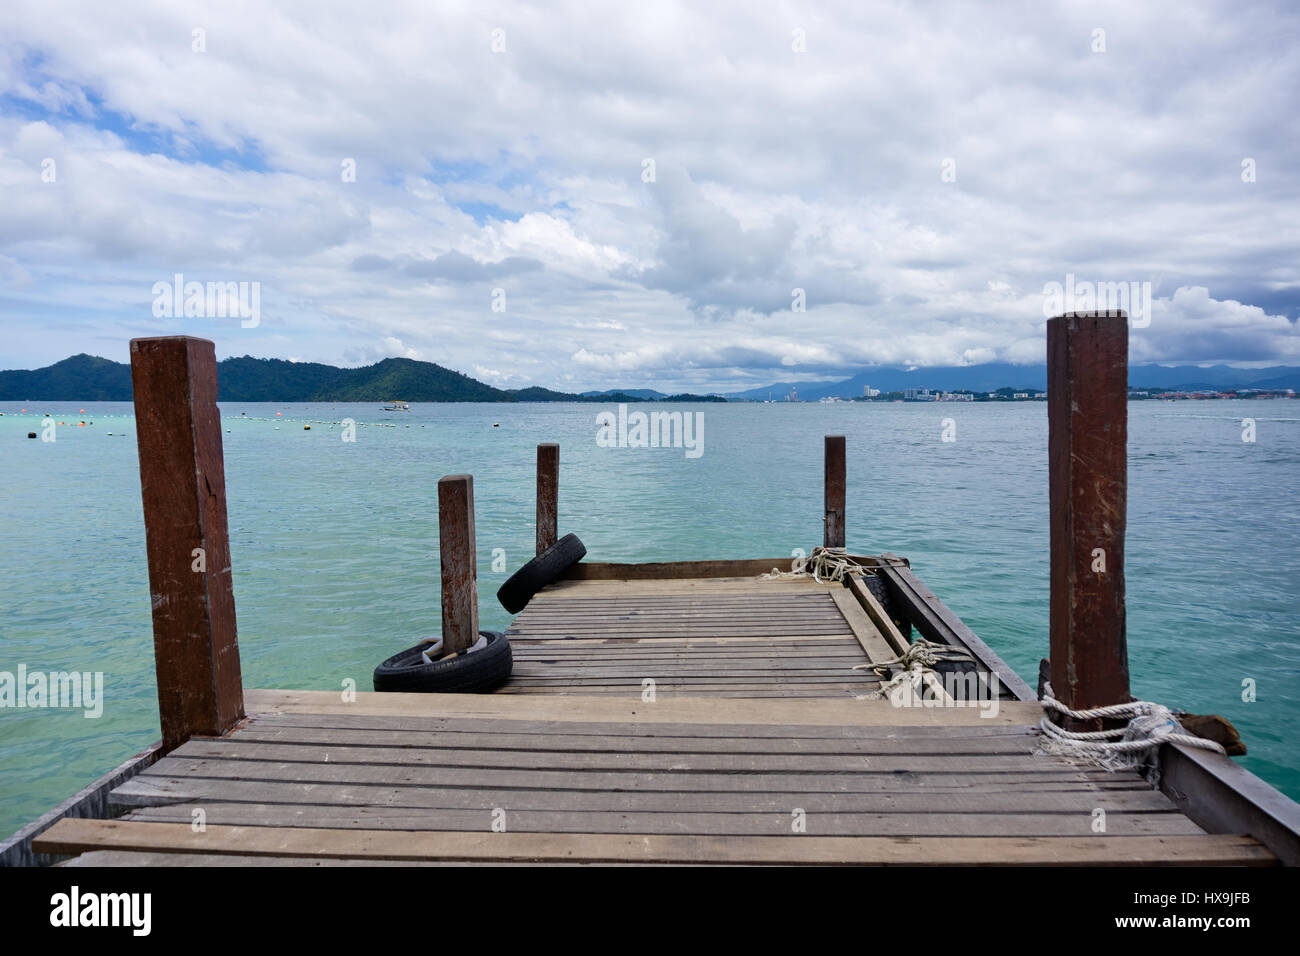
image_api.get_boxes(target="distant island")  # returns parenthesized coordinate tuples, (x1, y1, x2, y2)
(0, 354, 727, 403)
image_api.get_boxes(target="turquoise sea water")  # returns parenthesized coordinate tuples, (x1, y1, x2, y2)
(1, 399, 1297, 838)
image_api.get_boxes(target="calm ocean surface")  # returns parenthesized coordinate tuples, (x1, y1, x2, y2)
(1, 398, 1297, 837)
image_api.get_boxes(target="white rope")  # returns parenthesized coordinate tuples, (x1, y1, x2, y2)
(765, 547, 872, 584)
(853, 639, 975, 700)
(1038, 681, 1224, 774)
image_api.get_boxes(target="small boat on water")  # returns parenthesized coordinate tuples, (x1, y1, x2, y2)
(382, 400, 410, 411)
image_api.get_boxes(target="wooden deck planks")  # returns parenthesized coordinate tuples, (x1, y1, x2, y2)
(116, 804, 1204, 837)
(44, 574, 1273, 867)
(35, 819, 1276, 866)
(109, 780, 1170, 813)
(499, 587, 876, 698)
(246, 689, 1041, 725)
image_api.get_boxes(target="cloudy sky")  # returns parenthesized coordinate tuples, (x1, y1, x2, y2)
(1, 1, 1297, 392)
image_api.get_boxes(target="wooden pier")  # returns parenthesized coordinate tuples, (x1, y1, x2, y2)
(28, 561, 1289, 866)
(10, 314, 1300, 867)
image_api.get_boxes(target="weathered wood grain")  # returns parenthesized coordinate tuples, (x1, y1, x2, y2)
(34, 820, 1276, 866)
(129, 335, 244, 751)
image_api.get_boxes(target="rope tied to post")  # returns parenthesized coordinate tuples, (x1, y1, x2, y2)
(764, 547, 905, 584)
(853, 639, 975, 701)
(1038, 681, 1225, 776)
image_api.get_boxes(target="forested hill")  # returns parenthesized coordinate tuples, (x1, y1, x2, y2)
(0, 354, 724, 403)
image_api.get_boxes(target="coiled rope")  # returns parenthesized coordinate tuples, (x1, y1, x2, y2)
(853, 638, 976, 701)
(764, 546, 889, 584)
(1038, 681, 1225, 775)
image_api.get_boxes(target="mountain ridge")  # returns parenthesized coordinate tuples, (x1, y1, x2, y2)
(3, 353, 1297, 402)
(0, 354, 722, 403)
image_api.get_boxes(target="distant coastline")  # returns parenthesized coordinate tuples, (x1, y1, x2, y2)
(1, 353, 1296, 403)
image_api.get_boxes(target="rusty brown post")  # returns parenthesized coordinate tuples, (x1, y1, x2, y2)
(438, 474, 479, 654)
(1048, 311, 1131, 727)
(129, 336, 244, 752)
(824, 435, 846, 549)
(536, 443, 558, 555)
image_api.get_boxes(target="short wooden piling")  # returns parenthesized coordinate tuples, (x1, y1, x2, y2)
(129, 336, 244, 752)
(1047, 311, 1131, 725)
(824, 435, 846, 549)
(536, 443, 559, 555)
(438, 474, 479, 654)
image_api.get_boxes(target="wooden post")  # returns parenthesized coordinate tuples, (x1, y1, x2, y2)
(1047, 311, 1131, 726)
(129, 336, 244, 752)
(536, 443, 558, 555)
(438, 474, 479, 654)
(824, 435, 846, 549)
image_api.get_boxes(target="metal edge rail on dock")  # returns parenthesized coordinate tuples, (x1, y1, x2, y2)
(5, 311, 1300, 866)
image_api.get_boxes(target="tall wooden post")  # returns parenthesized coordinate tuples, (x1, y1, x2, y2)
(824, 435, 846, 549)
(1048, 311, 1131, 726)
(438, 474, 479, 654)
(129, 336, 244, 752)
(536, 443, 558, 555)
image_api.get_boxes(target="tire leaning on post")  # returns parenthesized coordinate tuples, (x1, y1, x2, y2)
(497, 533, 587, 614)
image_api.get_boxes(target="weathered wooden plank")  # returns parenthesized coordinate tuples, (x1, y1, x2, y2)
(559, 560, 814, 581)
(829, 588, 894, 665)
(514, 621, 846, 630)
(495, 688, 872, 698)
(508, 663, 868, 676)
(242, 711, 1044, 740)
(526, 594, 840, 607)
(119, 803, 1203, 837)
(245, 688, 1043, 725)
(539, 578, 827, 596)
(509, 647, 873, 660)
(507, 636, 857, 648)
(109, 778, 1161, 813)
(169, 739, 1068, 774)
(523, 592, 845, 606)
(507, 622, 852, 633)
(504, 670, 872, 682)
(220, 725, 1043, 755)
(522, 591, 844, 605)
(510, 621, 851, 631)
(133, 757, 1142, 793)
(1160, 742, 1300, 867)
(33, 820, 1277, 866)
(536, 443, 558, 554)
(519, 610, 838, 617)
(128, 335, 244, 751)
(0, 742, 162, 867)
(1047, 310, 1131, 718)
(843, 576, 956, 705)
(846, 575, 908, 656)
(60, 850, 445, 867)
(517, 600, 845, 611)
(506, 616, 852, 624)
